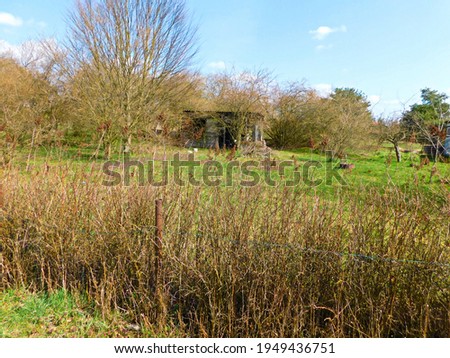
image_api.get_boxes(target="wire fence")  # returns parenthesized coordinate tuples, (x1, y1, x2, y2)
(3, 195, 450, 271)
(13, 222, 450, 270)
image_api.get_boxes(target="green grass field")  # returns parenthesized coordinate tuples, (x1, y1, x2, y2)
(5, 141, 450, 192)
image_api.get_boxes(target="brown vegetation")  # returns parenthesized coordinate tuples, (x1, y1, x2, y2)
(1, 168, 449, 337)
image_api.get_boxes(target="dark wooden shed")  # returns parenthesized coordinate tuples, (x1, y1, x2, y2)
(182, 111, 264, 149)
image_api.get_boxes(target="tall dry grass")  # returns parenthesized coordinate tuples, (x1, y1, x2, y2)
(1, 166, 449, 337)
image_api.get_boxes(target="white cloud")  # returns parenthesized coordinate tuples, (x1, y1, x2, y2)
(0, 12, 23, 27)
(368, 95, 381, 105)
(315, 44, 333, 51)
(0, 39, 58, 70)
(313, 83, 333, 97)
(309, 25, 347, 40)
(370, 98, 408, 117)
(0, 39, 21, 57)
(208, 61, 227, 70)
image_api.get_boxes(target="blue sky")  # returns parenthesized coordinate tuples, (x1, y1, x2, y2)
(1, 0, 450, 116)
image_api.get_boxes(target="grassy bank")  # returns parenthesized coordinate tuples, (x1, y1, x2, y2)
(0, 289, 143, 337)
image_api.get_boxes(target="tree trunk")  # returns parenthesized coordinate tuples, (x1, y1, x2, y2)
(122, 134, 132, 161)
(235, 124, 244, 149)
(92, 129, 106, 160)
(26, 127, 37, 172)
(103, 138, 112, 160)
(429, 145, 439, 184)
(394, 144, 401, 163)
(106, 143, 111, 160)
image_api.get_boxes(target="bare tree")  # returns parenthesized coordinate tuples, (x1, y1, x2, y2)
(401, 88, 450, 183)
(267, 86, 375, 154)
(377, 118, 406, 162)
(320, 88, 375, 157)
(63, 0, 197, 157)
(0, 56, 58, 168)
(266, 82, 322, 149)
(205, 68, 273, 148)
(402, 89, 449, 163)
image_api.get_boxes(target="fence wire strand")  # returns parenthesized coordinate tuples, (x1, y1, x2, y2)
(13, 224, 449, 269)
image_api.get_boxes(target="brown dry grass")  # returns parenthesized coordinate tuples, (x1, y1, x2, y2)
(1, 165, 449, 337)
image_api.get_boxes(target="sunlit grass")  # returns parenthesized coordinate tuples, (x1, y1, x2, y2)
(0, 289, 139, 338)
